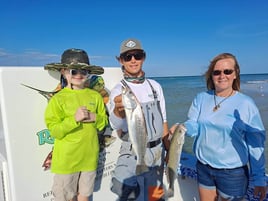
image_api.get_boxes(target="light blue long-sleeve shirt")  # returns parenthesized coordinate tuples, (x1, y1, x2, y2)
(184, 90, 266, 186)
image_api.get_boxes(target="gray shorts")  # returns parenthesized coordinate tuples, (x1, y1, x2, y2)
(52, 171, 96, 201)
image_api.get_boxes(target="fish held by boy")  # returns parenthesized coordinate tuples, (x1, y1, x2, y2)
(166, 124, 186, 197)
(122, 85, 149, 175)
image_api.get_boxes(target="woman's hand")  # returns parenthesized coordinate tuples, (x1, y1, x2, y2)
(254, 186, 267, 201)
(169, 123, 180, 135)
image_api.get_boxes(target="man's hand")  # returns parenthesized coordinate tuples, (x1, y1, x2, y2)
(162, 134, 170, 163)
(162, 134, 171, 152)
(113, 95, 126, 118)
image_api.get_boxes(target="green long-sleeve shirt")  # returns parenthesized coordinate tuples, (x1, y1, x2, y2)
(45, 87, 108, 174)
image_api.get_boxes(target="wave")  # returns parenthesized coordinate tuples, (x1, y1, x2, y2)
(246, 80, 268, 84)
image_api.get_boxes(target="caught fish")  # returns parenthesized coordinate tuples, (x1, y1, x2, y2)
(42, 150, 53, 171)
(166, 124, 186, 197)
(21, 83, 60, 101)
(122, 85, 149, 175)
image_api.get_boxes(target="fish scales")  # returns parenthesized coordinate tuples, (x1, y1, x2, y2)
(166, 124, 186, 197)
(122, 86, 149, 175)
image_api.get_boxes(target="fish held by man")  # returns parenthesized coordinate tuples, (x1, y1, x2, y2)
(166, 124, 186, 197)
(121, 85, 149, 175)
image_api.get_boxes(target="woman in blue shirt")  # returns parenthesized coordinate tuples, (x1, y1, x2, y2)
(172, 53, 266, 201)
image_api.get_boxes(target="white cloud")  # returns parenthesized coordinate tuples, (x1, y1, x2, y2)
(218, 21, 268, 38)
(0, 49, 60, 66)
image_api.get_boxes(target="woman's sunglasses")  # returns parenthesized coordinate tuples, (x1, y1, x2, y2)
(212, 69, 234, 76)
(69, 69, 89, 76)
(120, 52, 145, 62)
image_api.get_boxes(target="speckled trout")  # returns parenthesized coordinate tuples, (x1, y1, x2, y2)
(166, 124, 186, 197)
(122, 85, 149, 175)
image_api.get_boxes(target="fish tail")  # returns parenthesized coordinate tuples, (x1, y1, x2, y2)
(167, 167, 176, 196)
(166, 188, 174, 198)
(136, 164, 149, 175)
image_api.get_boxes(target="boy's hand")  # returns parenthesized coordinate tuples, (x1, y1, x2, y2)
(75, 106, 96, 123)
(82, 111, 96, 123)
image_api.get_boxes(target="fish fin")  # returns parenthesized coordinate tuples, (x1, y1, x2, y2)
(21, 83, 59, 100)
(166, 167, 177, 194)
(42, 150, 53, 171)
(136, 164, 149, 175)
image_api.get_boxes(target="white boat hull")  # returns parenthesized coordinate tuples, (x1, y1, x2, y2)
(0, 67, 266, 201)
(0, 67, 199, 201)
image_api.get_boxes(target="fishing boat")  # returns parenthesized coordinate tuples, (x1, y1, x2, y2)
(0, 67, 267, 201)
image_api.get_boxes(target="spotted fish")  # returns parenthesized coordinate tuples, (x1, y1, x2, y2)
(166, 124, 186, 197)
(121, 84, 149, 175)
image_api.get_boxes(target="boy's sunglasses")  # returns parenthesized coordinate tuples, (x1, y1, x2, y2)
(212, 69, 234, 76)
(120, 52, 145, 62)
(69, 69, 89, 76)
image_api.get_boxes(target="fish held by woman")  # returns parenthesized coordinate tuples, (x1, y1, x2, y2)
(166, 124, 186, 197)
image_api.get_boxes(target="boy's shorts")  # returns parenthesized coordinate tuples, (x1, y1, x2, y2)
(52, 171, 96, 201)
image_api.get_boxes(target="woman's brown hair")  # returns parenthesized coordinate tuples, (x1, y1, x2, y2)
(205, 53, 240, 91)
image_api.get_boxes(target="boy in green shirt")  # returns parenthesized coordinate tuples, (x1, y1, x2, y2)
(44, 48, 108, 201)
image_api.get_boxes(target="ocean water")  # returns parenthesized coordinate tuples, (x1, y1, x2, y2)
(153, 74, 268, 172)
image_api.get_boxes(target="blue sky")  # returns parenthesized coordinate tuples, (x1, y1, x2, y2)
(0, 0, 268, 77)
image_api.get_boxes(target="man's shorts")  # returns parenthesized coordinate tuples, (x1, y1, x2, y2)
(52, 171, 96, 201)
(196, 161, 248, 200)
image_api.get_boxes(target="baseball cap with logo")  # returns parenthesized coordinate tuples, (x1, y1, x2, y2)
(120, 38, 143, 55)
